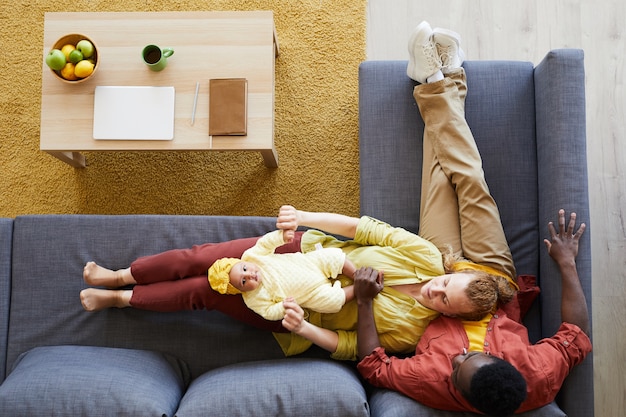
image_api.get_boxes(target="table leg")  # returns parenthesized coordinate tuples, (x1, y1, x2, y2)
(260, 148, 279, 168)
(47, 151, 86, 168)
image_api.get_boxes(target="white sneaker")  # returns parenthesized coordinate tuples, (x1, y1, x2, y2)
(433, 27, 465, 73)
(407, 21, 442, 83)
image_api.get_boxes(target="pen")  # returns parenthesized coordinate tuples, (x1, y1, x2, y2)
(191, 81, 199, 125)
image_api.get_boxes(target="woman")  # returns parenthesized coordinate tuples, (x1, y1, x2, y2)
(82, 201, 515, 361)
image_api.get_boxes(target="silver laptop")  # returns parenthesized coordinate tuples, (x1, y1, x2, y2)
(93, 86, 175, 140)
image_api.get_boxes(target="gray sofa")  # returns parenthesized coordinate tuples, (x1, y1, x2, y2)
(0, 49, 591, 417)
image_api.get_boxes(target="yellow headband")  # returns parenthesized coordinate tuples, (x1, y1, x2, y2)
(208, 257, 242, 295)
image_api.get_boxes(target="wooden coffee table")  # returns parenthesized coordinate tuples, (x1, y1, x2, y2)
(40, 11, 279, 168)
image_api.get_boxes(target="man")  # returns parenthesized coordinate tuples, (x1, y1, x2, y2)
(354, 20, 592, 417)
(355, 210, 591, 415)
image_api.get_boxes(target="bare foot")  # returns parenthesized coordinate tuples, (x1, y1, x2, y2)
(83, 261, 133, 288)
(80, 288, 130, 312)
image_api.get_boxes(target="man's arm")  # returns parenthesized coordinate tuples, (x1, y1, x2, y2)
(354, 267, 385, 359)
(544, 209, 589, 335)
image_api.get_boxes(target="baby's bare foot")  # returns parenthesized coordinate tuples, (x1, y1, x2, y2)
(83, 262, 129, 288)
(80, 288, 127, 311)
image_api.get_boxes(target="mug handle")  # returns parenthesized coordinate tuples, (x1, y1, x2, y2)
(163, 48, 174, 58)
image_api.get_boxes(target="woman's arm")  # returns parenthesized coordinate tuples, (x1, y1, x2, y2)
(282, 297, 339, 353)
(276, 205, 358, 239)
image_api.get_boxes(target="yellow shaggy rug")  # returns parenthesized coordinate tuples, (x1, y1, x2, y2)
(0, 0, 366, 217)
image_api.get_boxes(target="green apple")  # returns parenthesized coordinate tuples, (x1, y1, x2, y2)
(76, 40, 94, 58)
(68, 49, 83, 64)
(45, 49, 66, 71)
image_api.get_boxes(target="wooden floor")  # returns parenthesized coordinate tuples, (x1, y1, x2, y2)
(366, 1, 625, 416)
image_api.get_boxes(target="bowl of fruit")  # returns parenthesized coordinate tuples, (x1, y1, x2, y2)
(45, 34, 98, 84)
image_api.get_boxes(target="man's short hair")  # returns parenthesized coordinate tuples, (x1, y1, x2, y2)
(461, 357, 527, 416)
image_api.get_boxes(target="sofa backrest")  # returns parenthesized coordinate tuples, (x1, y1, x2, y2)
(5, 215, 331, 381)
(358, 50, 592, 417)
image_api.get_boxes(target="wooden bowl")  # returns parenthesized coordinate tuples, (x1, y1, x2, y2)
(48, 33, 99, 84)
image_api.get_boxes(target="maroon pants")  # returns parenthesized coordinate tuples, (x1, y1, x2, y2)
(128, 232, 304, 332)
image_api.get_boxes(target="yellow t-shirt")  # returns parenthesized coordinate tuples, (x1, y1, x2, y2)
(462, 313, 492, 352)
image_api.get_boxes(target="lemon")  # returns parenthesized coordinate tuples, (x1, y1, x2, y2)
(61, 44, 75, 61)
(74, 60, 94, 78)
(60, 62, 78, 80)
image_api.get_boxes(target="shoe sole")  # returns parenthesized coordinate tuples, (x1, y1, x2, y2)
(407, 21, 434, 82)
(432, 27, 461, 45)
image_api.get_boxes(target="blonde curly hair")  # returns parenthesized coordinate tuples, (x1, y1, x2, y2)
(441, 245, 516, 321)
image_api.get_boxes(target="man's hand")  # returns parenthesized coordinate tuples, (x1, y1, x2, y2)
(354, 267, 384, 359)
(354, 266, 384, 304)
(544, 209, 590, 335)
(544, 209, 585, 268)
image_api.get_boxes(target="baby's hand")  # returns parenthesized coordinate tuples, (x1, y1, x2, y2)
(282, 229, 295, 243)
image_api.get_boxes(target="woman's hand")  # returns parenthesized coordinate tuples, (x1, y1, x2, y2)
(282, 297, 340, 353)
(277, 205, 300, 231)
(282, 297, 305, 333)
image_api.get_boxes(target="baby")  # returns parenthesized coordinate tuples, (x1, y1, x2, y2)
(209, 229, 355, 320)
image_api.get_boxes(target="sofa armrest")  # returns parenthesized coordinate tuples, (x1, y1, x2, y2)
(0, 218, 13, 382)
(534, 49, 593, 417)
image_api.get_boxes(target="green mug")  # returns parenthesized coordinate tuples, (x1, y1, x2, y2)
(141, 45, 174, 71)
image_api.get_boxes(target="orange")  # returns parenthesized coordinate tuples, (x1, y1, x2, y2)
(60, 63, 78, 80)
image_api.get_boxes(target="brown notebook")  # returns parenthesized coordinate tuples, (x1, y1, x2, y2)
(208, 78, 248, 136)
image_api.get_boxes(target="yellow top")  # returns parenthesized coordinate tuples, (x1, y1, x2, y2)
(274, 216, 444, 360)
(241, 230, 347, 320)
(462, 313, 492, 352)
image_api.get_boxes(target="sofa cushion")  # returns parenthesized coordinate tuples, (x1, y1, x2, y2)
(7, 215, 286, 381)
(175, 358, 369, 417)
(368, 388, 566, 417)
(0, 345, 190, 417)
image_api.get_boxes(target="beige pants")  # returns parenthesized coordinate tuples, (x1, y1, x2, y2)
(415, 69, 516, 280)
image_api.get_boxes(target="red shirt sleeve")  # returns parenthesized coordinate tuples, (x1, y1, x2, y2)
(357, 316, 592, 413)
(507, 322, 592, 412)
(357, 346, 474, 411)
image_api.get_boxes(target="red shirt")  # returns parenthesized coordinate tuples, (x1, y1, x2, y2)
(357, 309, 592, 413)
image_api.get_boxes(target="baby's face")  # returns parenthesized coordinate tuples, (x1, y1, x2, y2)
(229, 261, 263, 292)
